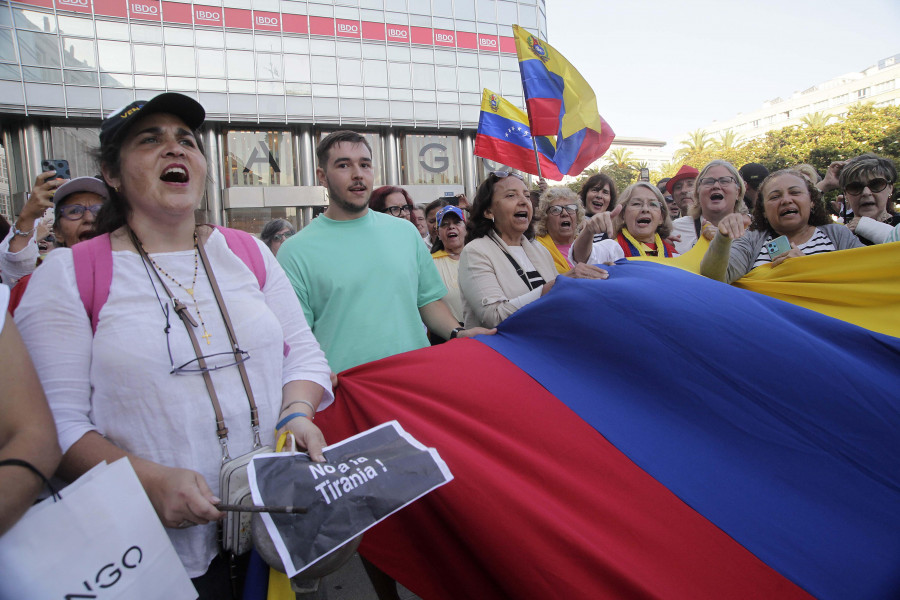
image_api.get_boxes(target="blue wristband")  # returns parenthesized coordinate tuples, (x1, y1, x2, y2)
(276, 412, 307, 430)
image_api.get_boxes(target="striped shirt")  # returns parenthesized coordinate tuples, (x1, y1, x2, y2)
(752, 228, 836, 268)
(508, 246, 547, 289)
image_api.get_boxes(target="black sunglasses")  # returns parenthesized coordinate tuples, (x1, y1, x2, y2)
(844, 178, 891, 196)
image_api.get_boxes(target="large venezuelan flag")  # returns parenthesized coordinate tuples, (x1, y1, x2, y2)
(473, 88, 564, 180)
(513, 24, 615, 175)
(317, 248, 900, 599)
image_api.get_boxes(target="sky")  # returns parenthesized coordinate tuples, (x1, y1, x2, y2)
(545, 0, 900, 149)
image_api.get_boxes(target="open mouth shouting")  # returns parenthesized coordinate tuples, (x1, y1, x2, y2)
(558, 217, 573, 230)
(708, 192, 725, 204)
(160, 164, 189, 184)
(778, 206, 800, 218)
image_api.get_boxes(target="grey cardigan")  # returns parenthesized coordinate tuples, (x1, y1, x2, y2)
(725, 224, 863, 284)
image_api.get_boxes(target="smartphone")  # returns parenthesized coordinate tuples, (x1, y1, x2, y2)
(765, 235, 791, 260)
(639, 168, 650, 182)
(41, 159, 71, 180)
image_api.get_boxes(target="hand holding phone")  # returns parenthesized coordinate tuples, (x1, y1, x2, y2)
(765, 235, 792, 260)
(40, 159, 71, 180)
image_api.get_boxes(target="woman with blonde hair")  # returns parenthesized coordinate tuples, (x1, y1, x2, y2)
(671, 159, 747, 254)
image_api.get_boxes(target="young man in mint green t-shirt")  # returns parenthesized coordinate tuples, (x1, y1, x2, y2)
(278, 130, 493, 374)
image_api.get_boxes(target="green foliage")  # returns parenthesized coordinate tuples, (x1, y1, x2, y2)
(567, 103, 900, 193)
(600, 163, 637, 194)
(669, 103, 900, 175)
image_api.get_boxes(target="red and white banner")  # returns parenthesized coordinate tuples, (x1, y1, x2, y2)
(21, 0, 516, 53)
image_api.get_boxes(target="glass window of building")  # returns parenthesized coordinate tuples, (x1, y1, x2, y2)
(225, 32, 254, 51)
(477, 0, 496, 21)
(389, 62, 411, 88)
(62, 38, 97, 69)
(311, 56, 338, 84)
(225, 207, 303, 238)
(433, 0, 453, 17)
(310, 40, 337, 56)
(225, 131, 295, 187)
(133, 45, 164, 74)
(361, 60, 387, 87)
(57, 16, 94, 38)
(131, 24, 163, 44)
(338, 57, 362, 85)
(98, 41, 132, 73)
(402, 134, 461, 185)
(455, 0, 476, 19)
(197, 49, 226, 78)
(165, 46, 196, 77)
(50, 127, 101, 179)
(14, 10, 56, 33)
(164, 27, 194, 46)
(257, 53, 283, 80)
(23, 66, 61, 83)
(412, 63, 435, 90)
(385, 0, 407, 11)
(284, 54, 311, 82)
(457, 67, 479, 92)
(336, 41, 362, 59)
(497, 1, 517, 24)
(0, 30, 18, 63)
(17, 31, 60, 68)
(226, 50, 255, 80)
(256, 35, 282, 53)
(195, 30, 224, 48)
(283, 38, 310, 55)
(96, 21, 129, 42)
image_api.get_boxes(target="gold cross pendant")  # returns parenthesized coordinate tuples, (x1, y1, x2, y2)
(202, 331, 212, 345)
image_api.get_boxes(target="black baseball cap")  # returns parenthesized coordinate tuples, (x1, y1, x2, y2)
(739, 163, 769, 188)
(99, 92, 205, 148)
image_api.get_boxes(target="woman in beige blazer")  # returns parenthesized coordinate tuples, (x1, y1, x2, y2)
(458, 172, 608, 329)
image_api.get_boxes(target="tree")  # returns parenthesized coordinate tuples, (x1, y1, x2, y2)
(607, 147, 637, 169)
(800, 111, 832, 130)
(600, 163, 636, 194)
(675, 129, 713, 161)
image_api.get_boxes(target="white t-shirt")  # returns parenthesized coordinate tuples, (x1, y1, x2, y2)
(15, 229, 333, 577)
(568, 238, 624, 265)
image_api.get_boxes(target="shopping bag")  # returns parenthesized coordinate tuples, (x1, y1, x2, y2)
(0, 457, 197, 599)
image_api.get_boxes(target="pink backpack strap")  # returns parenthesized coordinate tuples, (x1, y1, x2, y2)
(212, 225, 289, 357)
(213, 225, 267, 290)
(72, 234, 113, 334)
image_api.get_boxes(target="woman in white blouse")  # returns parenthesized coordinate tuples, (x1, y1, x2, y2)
(15, 93, 333, 595)
(458, 171, 608, 329)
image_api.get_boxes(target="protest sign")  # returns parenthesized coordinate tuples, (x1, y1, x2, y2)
(248, 420, 453, 577)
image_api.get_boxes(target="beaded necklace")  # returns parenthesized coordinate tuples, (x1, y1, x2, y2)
(140, 231, 212, 345)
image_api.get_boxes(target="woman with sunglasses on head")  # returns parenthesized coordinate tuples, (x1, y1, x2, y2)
(837, 154, 899, 245)
(6, 176, 107, 315)
(369, 185, 416, 223)
(458, 172, 608, 329)
(259, 218, 295, 256)
(14, 93, 333, 597)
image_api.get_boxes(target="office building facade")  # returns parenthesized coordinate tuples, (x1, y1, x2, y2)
(0, 0, 546, 231)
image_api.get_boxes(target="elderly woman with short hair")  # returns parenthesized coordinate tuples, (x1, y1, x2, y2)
(571, 181, 677, 264)
(534, 186, 585, 274)
(838, 153, 899, 245)
(700, 169, 863, 284)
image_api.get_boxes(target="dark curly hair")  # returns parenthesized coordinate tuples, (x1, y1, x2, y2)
(751, 169, 831, 232)
(466, 172, 533, 243)
(579, 173, 618, 213)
